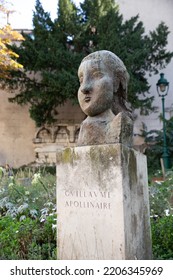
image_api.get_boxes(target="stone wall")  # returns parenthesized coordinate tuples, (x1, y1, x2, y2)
(0, 89, 84, 167)
(0, 90, 35, 167)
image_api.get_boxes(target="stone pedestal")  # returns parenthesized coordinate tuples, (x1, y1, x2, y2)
(56, 144, 152, 259)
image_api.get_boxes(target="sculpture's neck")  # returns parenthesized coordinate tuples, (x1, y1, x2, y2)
(86, 109, 115, 122)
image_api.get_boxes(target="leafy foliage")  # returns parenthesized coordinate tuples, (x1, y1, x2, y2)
(1, 0, 173, 126)
(151, 215, 173, 260)
(0, 215, 56, 260)
(0, 166, 56, 260)
(149, 170, 173, 259)
(97, 13, 172, 112)
(0, 0, 24, 78)
(149, 170, 173, 217)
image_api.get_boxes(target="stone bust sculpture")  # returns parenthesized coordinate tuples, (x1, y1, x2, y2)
(77, 50, 133, 146)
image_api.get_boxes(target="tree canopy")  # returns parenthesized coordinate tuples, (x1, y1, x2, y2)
(2, 0, 173, 126)
(0, 0, 24, 78)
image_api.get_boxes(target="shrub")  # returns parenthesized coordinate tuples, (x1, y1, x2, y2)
(0, 166, 56, 260)
(149, 170, 173, 259)
(0, 215, 56, 260)
(149, 171, 173, 217)
(151, 215, 173, 259)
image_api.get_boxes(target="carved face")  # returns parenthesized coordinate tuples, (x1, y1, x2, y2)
(78, 59, 114, 116)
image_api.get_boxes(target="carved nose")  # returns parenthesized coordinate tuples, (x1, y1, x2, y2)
(81, 82, 92, 94)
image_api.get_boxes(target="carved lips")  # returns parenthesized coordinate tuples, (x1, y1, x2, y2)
(84, 96, 91, 103)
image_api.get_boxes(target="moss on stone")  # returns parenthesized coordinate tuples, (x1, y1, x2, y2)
(57, 148, 79, 165)
(128, 150, 138, 189)
(88, 145, 118, 169)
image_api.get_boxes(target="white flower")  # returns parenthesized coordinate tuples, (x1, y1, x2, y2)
(19, 215, 26, 221)
(30, 209, 38, 218)
(41, 208, 48, 215)
(52, 224, 56, 231)
(18, 203, 29, 213)
(31, 172, 41, 185)
(155, 181, 162, 185)
(45, 202, 53, 207)
(165, 209, 170, 216)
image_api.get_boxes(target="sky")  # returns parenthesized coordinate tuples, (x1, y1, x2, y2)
(1, 0, 83, 29)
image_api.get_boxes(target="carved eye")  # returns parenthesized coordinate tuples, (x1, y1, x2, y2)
(92, 71, 103, 79)
(79, 76, 83, 84)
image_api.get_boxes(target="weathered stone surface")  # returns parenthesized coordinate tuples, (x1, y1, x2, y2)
(78, 111, 133, 147)
(56, 144, 152, 260)
(77, 50, 133, 146)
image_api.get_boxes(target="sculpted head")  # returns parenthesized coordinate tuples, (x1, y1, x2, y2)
(78, 50, 129, 117)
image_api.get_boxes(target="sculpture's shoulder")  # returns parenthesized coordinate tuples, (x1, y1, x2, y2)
(109, 112, 133, 147)
(77, 116, 109, 146)
(77, 112, 133, 147)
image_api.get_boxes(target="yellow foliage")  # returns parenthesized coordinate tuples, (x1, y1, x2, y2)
(0, 0, 24, 78)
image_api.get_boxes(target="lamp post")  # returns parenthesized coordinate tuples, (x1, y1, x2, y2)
(156, 73, 170, 170)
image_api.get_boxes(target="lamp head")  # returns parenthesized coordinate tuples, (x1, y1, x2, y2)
(156, 73, 169, 97)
